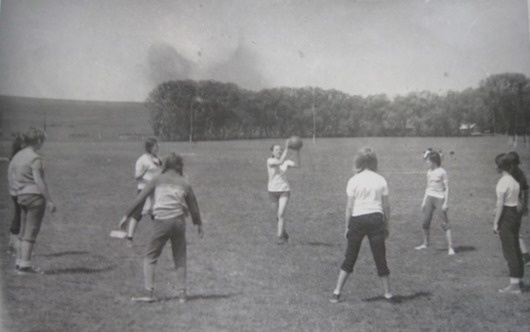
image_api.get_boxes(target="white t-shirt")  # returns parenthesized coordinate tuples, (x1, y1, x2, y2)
(135, 153, 162, 190)
(346, 170, 389, 217)
(425, 167, 448, 199)
(267, 158, 295, 192)
(496, 173, 520, 207)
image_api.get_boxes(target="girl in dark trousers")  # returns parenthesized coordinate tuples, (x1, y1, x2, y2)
(330, 147, 394, 303)
(506, 151, 530, 266)
(119, 153, 203, 303)
(493, 153, 523, 294)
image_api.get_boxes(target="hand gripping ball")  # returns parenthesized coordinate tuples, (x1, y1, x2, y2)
(288, 136, 303, 150)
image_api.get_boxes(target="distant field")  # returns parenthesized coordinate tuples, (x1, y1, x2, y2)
(0, 95, 153, 141)
(1, 137, 530, 331)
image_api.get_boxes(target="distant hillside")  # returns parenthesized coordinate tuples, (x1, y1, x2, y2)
(0, 95, 153, 141)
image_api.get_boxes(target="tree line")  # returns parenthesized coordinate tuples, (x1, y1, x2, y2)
(145, 73, 530, 141)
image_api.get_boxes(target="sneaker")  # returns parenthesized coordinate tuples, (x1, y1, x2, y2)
(329, 293, 340, 304)
(132, 288, 156, 302)
(178, 289, 187, 304)
(414, 244, 428, 250)
(16, 266, 43, 275)
(498, 285, 521, 294)
(448, 248, 456, 256)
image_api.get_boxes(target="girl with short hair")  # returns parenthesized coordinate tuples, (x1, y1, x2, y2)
(119, 153, 203, 303)
(8, 127, 56, 274)
(493, 153, 523, 294)
(122, 137, 162, 246)
(267, 140, 300, 244)
(330, 147, 394, 303)
(414, 151, 455, 255)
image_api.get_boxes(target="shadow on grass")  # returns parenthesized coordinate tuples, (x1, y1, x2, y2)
(44, 265, 116, 275)
(362, 291, 431, 304)
(157, 293, 236, 303)
(435, 246, 476, 253)
(300, 242, 339, 247)
(37, 250, 90, 258)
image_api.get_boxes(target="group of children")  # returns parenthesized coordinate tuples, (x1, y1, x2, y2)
(5, 131, 529, 304)
(269, 142, 529, 301)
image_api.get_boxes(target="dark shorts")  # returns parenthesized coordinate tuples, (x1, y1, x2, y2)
(268, 191, 290, 202)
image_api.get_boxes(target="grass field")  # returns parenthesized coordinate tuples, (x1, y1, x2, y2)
(1, 136, 530, 331)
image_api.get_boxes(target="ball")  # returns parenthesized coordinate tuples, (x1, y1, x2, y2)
(288, 136, 303, 150)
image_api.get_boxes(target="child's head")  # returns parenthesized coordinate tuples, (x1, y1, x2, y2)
(270, 144, 282, 158)
(495, 153, 513, 173)
(163, 152, 183, 175)
(22, 127, 46, 150)
(145, 137, 159, 154)
(506, 151, 520, 166)
(10, 132, 25, 159)
(425, 151, 442, 167)
(354, 147, 378, 173)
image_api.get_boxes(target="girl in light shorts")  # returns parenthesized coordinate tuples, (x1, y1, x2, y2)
(415, 151, 455, 255)
(267, 139, 300, 244)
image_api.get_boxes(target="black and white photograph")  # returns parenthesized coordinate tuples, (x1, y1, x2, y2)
(1, 0, 530, 330)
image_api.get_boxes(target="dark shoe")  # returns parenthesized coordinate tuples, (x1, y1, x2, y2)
(329, 293, 340, 304)
(16, 266, 43, 275)
(384, 295, 401, 304)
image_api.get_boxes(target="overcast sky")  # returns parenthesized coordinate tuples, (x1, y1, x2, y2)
(0, 0, 529, 102)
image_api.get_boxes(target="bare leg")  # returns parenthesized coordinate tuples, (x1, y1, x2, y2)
(333, 269, 350, 295)
(277, 195, 289, 238)
(127, 218, 139, 238)
(380, 275, 392, 298)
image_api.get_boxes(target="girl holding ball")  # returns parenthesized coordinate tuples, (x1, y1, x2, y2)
(267, 138, 301, 244)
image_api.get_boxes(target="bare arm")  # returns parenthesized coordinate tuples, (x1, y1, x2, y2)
(493, 193, 505, 233)
(345, 195, 354, 238)
(442, 177, 449, 211)
(185, 186, 204, 237)
(32, 160, 56, 212)
(382, 195, 390, 236)
(290, 149, 301, 168)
